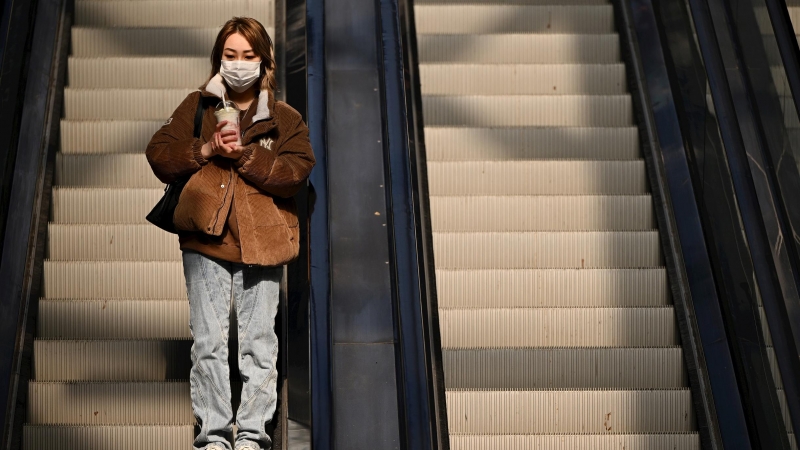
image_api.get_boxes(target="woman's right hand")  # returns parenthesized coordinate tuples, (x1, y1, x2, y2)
(201, 120, 239, 159)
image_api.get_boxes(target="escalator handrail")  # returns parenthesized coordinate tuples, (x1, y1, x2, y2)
(0, 0, 69, 446)
(305, 0, 334, 447)
(615, 1, 740, 448)
(396, 0, 450, 448)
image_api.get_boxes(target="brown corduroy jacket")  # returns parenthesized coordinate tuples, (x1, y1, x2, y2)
(145, 75, 315, 266)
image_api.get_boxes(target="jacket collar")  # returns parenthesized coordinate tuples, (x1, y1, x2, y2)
(199, 74, 274, 123)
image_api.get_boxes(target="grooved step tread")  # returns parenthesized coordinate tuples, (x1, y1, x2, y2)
(432, 231, 662, 269)
(427, 160, 648, 196)
(429, 195, 655, 231)
(52, 188, 164, 224)
(439, 307, 677, 348)
(65, 89, 194, 120)
(443, 348, 687, 389)
(48, 224, 181, 261)
(419, 64, 626, 95)
(60, 120, 164, 154)
(35, 340, 192, 381)
(75, 0, 272, 27)
(418, 34, 620, 63)
(38, 299, 189, 339)
(423, 126, 640, 161)
(43, 261, 187, 299)
(435, 268, 669, 308)
(448, 434, 700, 449)
(23, 425, 195, 450)
(414, 5, 614, 34)
(68, 57, 209, 89)
(446, 390, 695, 434)
(28, 382, 193, 425)
(56, 154, 161, 188)
(422, 95, 633, 127)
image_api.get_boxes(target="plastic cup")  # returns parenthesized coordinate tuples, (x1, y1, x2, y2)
(213, 101, 242, 146)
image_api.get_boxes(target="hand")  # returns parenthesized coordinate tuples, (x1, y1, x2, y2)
(202, 120, 244, 160)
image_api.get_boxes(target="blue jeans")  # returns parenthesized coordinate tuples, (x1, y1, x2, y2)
(182, 249, 282, 450)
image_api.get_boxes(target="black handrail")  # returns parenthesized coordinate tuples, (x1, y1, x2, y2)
(396, 0, 449, 448)
(0, 0, 70, 447)
(305, 0, 333, 447)
(684, 0, 792, 446)
(618, 0, 742, 448)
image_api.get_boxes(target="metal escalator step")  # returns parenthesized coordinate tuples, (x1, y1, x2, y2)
(38, 299, 189, 339)
(65, 89, 194, 120)
(75, 0, 272, 27)
(72, 27, 223, 56)
(446, 389, 694, 434)
(28, 381, 192, 424)
(23, 425, 194, 450)
(418, 34, 620, 63)
(440, 307, 676, 348)
(429, 195, 654, 231)
(443, 348, 686, 389)
(427, 161, 647, 196)
(69, 57, 209, 89)
(35, 340, 191, 381)
(424, 127, 640, 161)
(52, 188, 163, 224)
(414, 5, 613, 34)
(43, 261, 186, 299)
(435, 268, 669, 308)
(422, 95, 632, 127)
(433, 231, 661, 269)
(61, 120, 163, 154)
(48, 224, 180, 261)
(56, 154, 161, 187)
(448, 434, 700, 450)
(420, 64, 626, 95)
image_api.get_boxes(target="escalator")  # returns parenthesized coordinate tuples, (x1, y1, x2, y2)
(412, 0, 699, 447)
(21, 1, 277, 448)
(5, 0, 800, 448)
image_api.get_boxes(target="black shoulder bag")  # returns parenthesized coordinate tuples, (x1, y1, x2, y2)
(146, 96, 206, 234)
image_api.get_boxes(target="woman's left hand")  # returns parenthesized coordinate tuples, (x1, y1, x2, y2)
(215, 141, 244, 160)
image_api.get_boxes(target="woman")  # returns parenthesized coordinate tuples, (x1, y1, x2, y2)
(145, 17, 315, 450)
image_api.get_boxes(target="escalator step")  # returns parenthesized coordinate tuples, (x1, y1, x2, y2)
(71, 28, 228, 57)
(38, 299, 189, 339)
(49, 224, 180, 261)
(432, 231, 661, 269)
(422, 95, 632, 127)
(69, 57, 209, 89)
(56, 154, 161, 188)
(448, 434, 700, 450)
(416, 0, 610, 4)
(414, 5, 613, 34)
(418, 34, 619, 63)
(75, 0, 272, 27)
(23, 425, 194, 450)
(435, 268, 669, 308)
(52, 187, 162, 224)
(34, 340, 191, 381)
(429, 195, 654, 231)
(28, 381, 193, 425)
(65, 89, 194, 120)
(446, 389, 694, 434)
(61, 120, 163, 154)
(427, 161, 647, 196)
(439, 307, 676, 348)
(43, 261, 186, 299)
(443, 348, 686, 389)
(424, 127, 640, 161)
(420, 64, 626, 95)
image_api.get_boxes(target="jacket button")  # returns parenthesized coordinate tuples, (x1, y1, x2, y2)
(221, 184, 225, 188)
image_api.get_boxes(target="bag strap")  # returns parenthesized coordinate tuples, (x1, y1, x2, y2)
(194, 95, 207, 139)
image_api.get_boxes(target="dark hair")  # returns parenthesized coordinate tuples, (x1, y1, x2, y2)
(204, 17, 276, 93)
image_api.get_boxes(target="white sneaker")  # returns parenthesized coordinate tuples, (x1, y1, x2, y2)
(234, 442, 259, 450)
(204, 445, 226, 450)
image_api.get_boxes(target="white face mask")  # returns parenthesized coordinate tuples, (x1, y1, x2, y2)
(219, 60, 261, 93)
